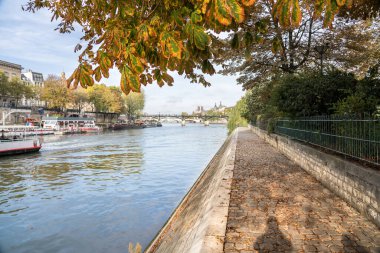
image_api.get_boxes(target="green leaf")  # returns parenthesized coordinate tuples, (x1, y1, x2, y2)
(272, 37, 282, 53)
(77, 63, 94, 88)
(160, 31, 182, 59)
(137, 24, 149, 42)
(162, 72, 174, 86)
(120, 65, 140, 94)
(291, 0, 302, 27)
(244, 31, 253, 46)
(201, 60, 215, 75)
(94, 67, 102, 82)
(231, 33, 240, 49)
(191, 11, 203, 23)
(214, 0, 232, 26)
(185, 23, 210, 50)
(226, 0, 245, 23)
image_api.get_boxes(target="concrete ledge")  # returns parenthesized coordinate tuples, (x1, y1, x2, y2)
(144, 128, 239, 253)
(249, 125, 380, 228)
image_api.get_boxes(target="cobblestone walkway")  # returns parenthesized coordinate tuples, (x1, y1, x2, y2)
(224, 129, 380, 253)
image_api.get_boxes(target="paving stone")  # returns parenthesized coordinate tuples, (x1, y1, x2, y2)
(223, 129, 380, 253)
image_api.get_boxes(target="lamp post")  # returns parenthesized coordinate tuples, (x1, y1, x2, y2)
(314, 42, 330, 75)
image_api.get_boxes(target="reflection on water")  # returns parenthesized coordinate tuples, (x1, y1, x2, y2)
(0, 124, 227, 253)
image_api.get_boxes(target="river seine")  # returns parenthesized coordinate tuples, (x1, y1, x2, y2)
(0, 124, 227, 253)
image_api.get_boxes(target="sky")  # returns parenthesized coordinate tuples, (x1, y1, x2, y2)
(0, 0, 245, 114)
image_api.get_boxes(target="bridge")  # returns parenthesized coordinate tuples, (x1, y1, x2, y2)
(1, 108, 32, 125)
(143, 114, 228, 121)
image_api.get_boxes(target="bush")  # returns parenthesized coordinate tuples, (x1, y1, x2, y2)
(334, 76, 380, 116)
(271, 70, 356, 117)
(227, 98, 248, 134)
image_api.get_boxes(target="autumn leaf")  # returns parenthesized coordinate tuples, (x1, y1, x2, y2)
(160, 32, 183, 59)
(191, 10, 203, 23)
(120, 65, 140, 94)
(214, 0, 232, 26)
(201, 59, 216, 75)
(71, 63, 94, 89)
(25, 0, 355, 94)
(291, 0, 302, 27)
(241, 0, 256, 6)
(272, 37, 282, 53)
(226, 0, 245, 24)
(185, 23, 210, 50)
(94, 67, 102, 82)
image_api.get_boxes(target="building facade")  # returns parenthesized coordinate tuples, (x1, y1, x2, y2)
(0, 60, 22, 107)
(21, 70, 45, 106)
(0, 60, 22, 80)
(22, 70, 44, 87)
(0, 60, 44, 107)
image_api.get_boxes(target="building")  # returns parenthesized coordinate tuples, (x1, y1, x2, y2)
(22, 70, 44, 87)
(193, 106, 205, 115)
(0, 60, 23, 107)
(0, 60, 22, 80)
(21, 70, 45, 106)
(213, 101, 227, 113)
(0, 59, 45, 107)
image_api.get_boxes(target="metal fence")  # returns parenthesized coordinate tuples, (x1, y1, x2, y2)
(275, 115, 380, 166)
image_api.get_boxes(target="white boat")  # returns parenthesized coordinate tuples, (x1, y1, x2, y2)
(204, 120, 210, 126)
(0, 125, 54, 136)
(0, 136, 41, 156)
(42, 116, 101, 133)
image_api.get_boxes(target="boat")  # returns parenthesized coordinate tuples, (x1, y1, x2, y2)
(79, 122, 102, 133)
(0, 125, 54, 136)
(144, 119, 163, 128)
(42, 116, 101, 133)
(204, 120, 210, 126)
(54, 129, 85, 135)
(110, 123, 146, 130)
(109, 120, 146, 130)
(0, 129, 42, 156)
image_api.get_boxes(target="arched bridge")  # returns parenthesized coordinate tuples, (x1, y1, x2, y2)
(143, 114, 228, 121)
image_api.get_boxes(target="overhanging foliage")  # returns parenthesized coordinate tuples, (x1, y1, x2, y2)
(24, 0, 354, 94)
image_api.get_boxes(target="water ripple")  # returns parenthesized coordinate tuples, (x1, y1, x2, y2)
(0, 124, 227, 253)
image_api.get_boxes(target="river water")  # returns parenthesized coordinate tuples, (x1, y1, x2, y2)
(0, 124, 227, 253)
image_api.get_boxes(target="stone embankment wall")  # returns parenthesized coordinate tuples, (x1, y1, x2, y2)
(145, 128, 239, 253)
(249, 125, 380, 228)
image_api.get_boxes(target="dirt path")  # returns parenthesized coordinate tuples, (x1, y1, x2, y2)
(224, 129, 380, 253)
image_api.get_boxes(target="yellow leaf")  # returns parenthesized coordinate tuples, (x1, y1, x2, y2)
(241, 0, 256, 6)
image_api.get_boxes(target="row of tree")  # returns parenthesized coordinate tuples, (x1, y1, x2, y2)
(0, 73, 145, 119)
(0, 72, 35, 106)
(41, 75, 145, 119)
(227, 66, 380, 132)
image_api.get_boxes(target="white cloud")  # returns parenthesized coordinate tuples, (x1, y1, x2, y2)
(0, 0, 245, 114)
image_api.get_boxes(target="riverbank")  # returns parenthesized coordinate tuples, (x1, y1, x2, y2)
(145, 128, 237, 253)
(146, 127, 380, 253)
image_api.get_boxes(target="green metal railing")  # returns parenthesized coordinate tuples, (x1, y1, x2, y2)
(275, 116, 380, 166)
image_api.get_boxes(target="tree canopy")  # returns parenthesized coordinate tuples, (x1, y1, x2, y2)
(87, 84, 123, 113)
(216, 2, 380, 89)
(0, 71, 35, 106)
(123, 91, 145, 121)
(41, 75, 72, 111)
(24, 0, 357, 94)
